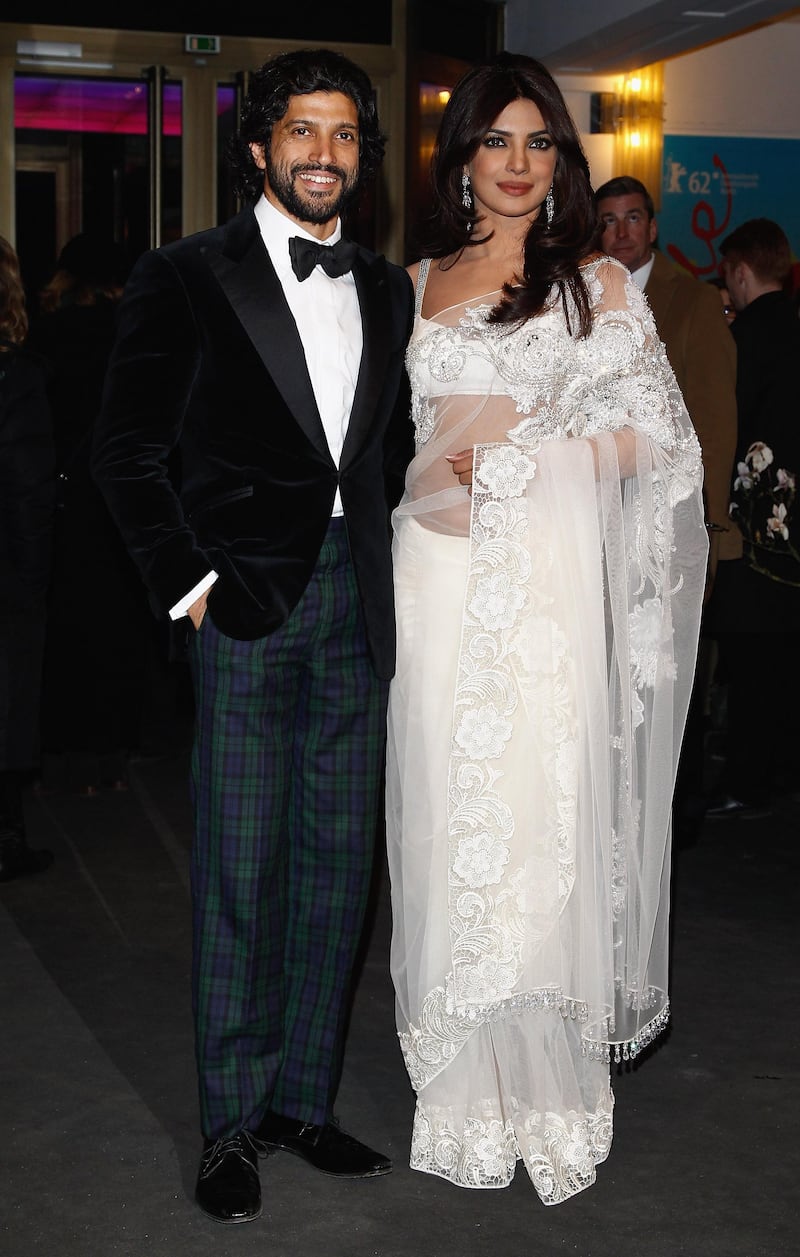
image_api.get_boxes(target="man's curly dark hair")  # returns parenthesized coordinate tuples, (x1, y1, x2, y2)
(227, 48, 386, 203)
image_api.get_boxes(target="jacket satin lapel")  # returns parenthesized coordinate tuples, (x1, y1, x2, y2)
(203, 213, 332, 464)
(341, 252, 392, 469)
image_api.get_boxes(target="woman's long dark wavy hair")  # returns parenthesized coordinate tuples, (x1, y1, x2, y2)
(227, 48, 386, 203)
(0, 235, 28, 350)
(425, 54, 597, 338)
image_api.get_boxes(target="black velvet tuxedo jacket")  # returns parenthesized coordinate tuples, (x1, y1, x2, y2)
(93, 208, 414, 679)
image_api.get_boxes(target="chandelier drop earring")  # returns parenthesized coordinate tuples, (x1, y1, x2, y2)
(462, 171, 473, 219)
(544, 184, 555, 227)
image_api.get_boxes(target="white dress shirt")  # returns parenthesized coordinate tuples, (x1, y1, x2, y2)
(630, 253, 656, 291)
(170, 196, 363, 620)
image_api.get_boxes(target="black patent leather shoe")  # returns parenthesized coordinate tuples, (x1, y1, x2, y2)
(256, 1112, 391, 1178)
(195, 1131, 264, 1223)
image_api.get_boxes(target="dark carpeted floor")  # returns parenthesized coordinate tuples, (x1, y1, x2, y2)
(2, 744, 796, 1257)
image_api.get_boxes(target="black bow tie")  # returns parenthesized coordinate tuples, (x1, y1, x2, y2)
(288, 236, 358, 282)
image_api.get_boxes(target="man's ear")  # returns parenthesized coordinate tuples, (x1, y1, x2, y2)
(249, 142, 266, 171)
(730, 260, 748, 289)
(648, 216, 658, 246)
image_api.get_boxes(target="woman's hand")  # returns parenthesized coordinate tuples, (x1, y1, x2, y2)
(445, 448, 475, 489)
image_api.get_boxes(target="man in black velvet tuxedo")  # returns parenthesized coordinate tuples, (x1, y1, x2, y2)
(93, 49, 413, 1224)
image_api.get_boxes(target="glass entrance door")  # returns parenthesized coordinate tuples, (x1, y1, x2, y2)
(3, 22, 405, 280)
(13, 71, 182, 300)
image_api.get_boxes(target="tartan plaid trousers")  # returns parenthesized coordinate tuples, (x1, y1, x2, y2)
(189, 520, 389, 1138)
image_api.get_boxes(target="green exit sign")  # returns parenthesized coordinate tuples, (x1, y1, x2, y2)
(185, 35, 221, 54)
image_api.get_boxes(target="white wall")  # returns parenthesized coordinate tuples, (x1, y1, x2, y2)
(558, 75, 618, 190)
(663, 17, 800, 138)
(555, 16, 800, 189)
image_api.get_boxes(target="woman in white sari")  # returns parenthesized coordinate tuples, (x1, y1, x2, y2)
(386, 54, 707, 1204)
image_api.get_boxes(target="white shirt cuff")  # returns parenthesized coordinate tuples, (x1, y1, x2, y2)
(169, 570, 219, 620)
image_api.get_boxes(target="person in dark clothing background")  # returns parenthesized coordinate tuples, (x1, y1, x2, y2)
(705, 218, 800, 816)
(29, 234, 152, 793)
(0, 234, 55, 881)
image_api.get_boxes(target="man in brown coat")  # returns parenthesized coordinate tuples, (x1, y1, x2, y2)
(595, 175, 737, 586)
(596, 175, 738, 840)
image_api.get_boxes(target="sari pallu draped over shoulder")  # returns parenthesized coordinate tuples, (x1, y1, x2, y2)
(386, 257, 707, 1202)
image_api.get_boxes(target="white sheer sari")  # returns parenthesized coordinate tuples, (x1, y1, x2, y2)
(386, 257, 707, 1203)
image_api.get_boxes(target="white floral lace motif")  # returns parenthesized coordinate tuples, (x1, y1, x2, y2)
(411, 1099, 614, 1202)
(399, 441, 584, 1092)
(405, 258, 701, 501)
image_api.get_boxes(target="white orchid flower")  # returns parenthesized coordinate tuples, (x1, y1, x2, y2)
(766, 502, 789, 541)
(746, 442, 774, 473)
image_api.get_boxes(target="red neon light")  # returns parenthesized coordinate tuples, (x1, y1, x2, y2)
(14, 76, 183, 136)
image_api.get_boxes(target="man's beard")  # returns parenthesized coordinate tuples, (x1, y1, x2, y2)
(264, 152, 359, 225)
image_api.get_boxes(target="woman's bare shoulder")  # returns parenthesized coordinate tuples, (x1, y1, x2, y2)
(406, 260, 422, 286)
(421, 253, 509, 311)
(579, 250, 606, 269)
